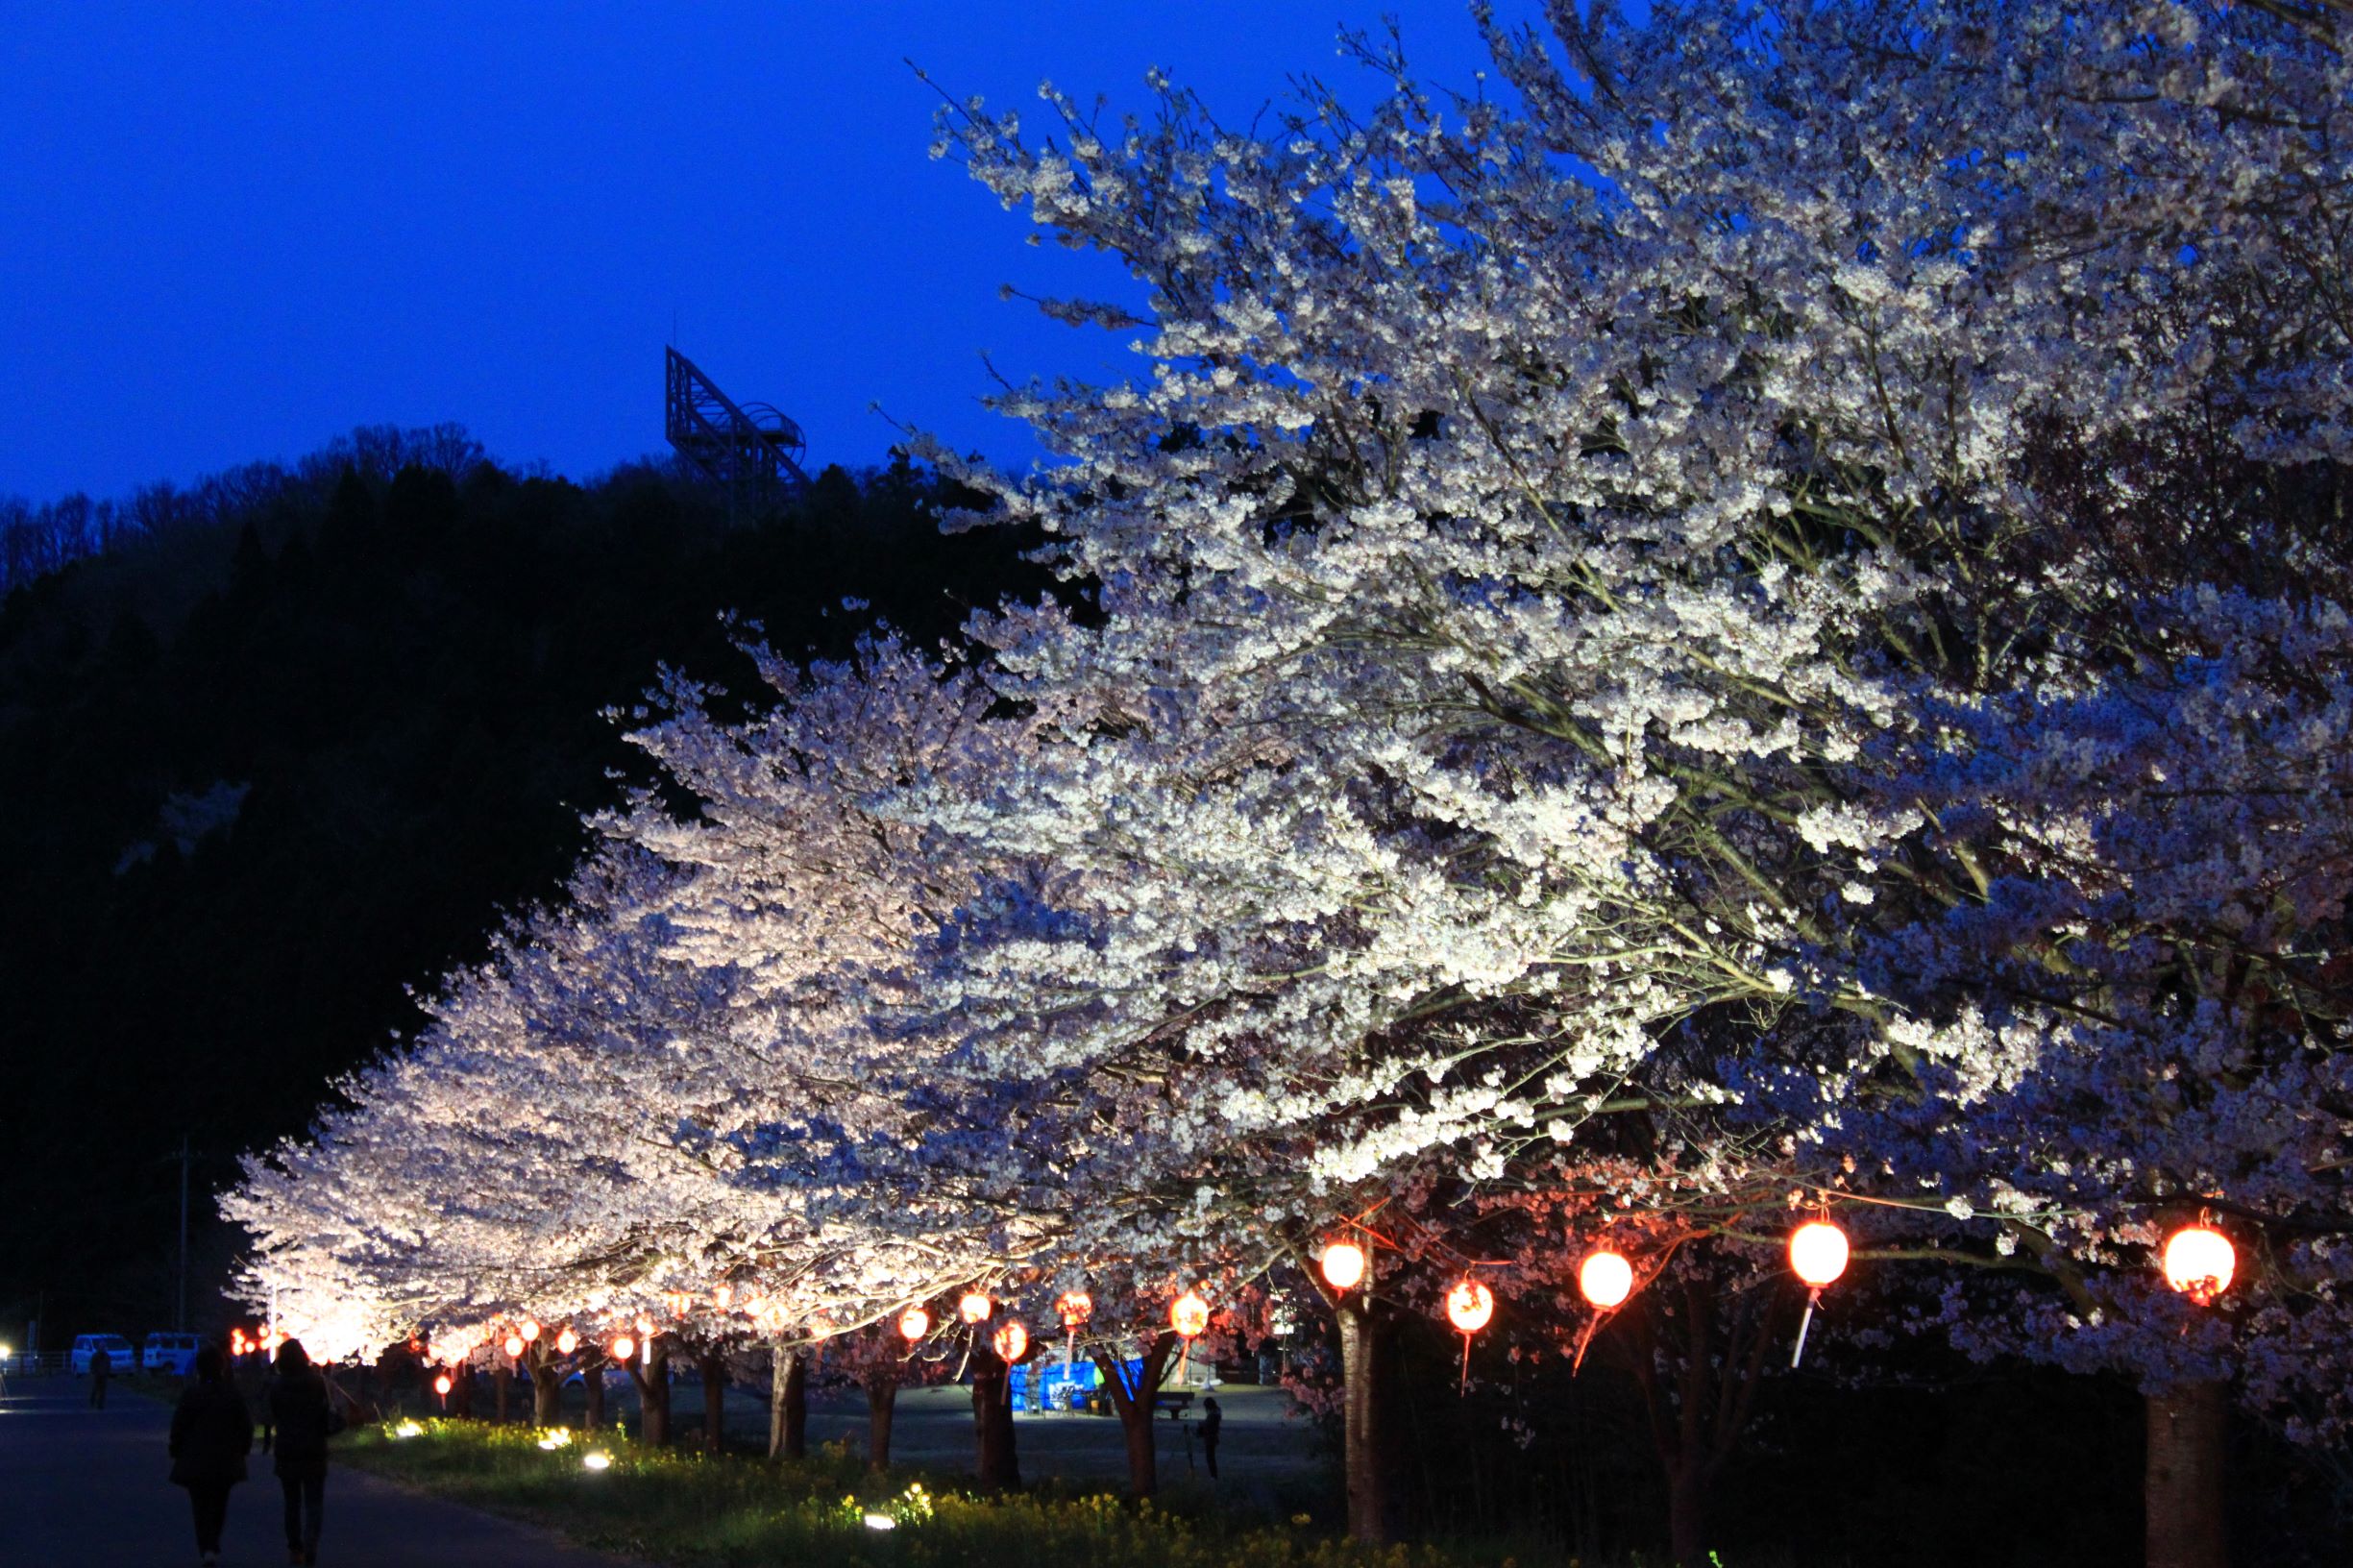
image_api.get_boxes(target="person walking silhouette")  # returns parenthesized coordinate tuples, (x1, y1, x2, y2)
(1199, 1395, 1222, 1479)
(268, 1339, 336, 1565)
(170, 1344, 256, 1566)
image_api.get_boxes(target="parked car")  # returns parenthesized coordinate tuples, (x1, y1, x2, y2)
(70, 1334, 135, 1374)
(143, 1331, 201, 1374)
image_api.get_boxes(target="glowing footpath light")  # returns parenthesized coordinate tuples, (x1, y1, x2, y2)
(503, 1334, 526, 1360)
(609, 1335, 636, 1363)
(958, 1292, 993, 1326)
(554, 1327, 578, 1356)
(1579, 1251, 1634, 1310)
(897, 1307, 930, 1342)
(1319, 1240, 1368, 1292)
(581, 1451, 612, 1472)
(2163, 1224, 2237, 1306)
(992, 1319, 1029, 1362)
(1054, 1290, 1091, 1328)
(1445, 1280, 1495, 1334)
(1789, 1221, 1851, 1289)
(863, 1513, 898, 1531)
(1170, 1291, 1211, 1338)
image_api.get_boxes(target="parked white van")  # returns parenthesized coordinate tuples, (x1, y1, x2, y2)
(143, 1332, 201, 1374)
(70, 1334, 135, 1374)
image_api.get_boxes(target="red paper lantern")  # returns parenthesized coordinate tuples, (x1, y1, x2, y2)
(1170, 1291, 1211, 1338)
(554, 1326, 578, 1356)
(502, 1334, 525, 1359)
(897, 1307, 930, 1342)
(1319, 1240, 1368, 1292)
(609, 1334, 636, 1363)
(958, 1291, 993, 1326)
(1445, 1280, 1494, 1334)
(519, 1318, 541, 1343)
(2163, 1225, 2236, 1306)
(993, 1319, 1029, 1361)
(433, 1373, 453, 1398)
(1789, 1221, 1851, 1288)
(1579, 1250, 1634, 1309)
(1055, 1290, 1092, 1328)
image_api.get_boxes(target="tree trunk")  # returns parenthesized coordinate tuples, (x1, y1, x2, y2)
(701, 1349, 729, 1454)
(451, 1364, 476, 1420)
(1338, 1301, 1385, 1542)
(769, 1347, 807, 1460)
(2147, 1381, 2229, 1568)
(627, 1337, 670, 1448)
(866, 1363, 899, 1470)
(491, 1363, 511, 1425)
(1091, 1331, 1176, 1499)
(582, 1358, 606, 1432)
(530, 1349, 562, 1427)
(970, 1343, 1021, 1492)
(1668, 1465, 1708, 1568)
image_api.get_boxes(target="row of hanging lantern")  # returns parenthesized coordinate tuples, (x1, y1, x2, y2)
(1311, 1210, 2239, 1384)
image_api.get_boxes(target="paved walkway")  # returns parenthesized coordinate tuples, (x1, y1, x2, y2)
(0, 1374, 640, 1567)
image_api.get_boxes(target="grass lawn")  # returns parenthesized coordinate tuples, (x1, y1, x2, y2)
(336, 1419, 1513, 1568)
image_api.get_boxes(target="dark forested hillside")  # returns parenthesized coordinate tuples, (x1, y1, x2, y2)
(0, 434, 1045, 1335)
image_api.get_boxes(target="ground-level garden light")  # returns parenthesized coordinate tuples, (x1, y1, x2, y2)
(1445, 1280, 1494, 1392)
(2163, 1221, 2236, 1306)
(1579, 1250, 1634, 1310)
(1788, 1218, 1850, 1367)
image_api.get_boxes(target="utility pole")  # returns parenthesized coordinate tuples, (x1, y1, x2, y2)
(177, 1134, 189, 1334)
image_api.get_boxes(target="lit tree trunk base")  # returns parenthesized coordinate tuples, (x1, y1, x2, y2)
(530, 1352, 562, 1428)
(582, 1359, 605, 1432)
(628, 1339, 671, 1448)
(1668, 1467, 1707, 1568)
(491, 1364, 511, 1425)
(1091, 1332, 1177, 1499)
(866, 1363, 898, 1469)
(769, 1347, 806, 1460)
(2147, 1381, 2229, 1568)
(970, 1344, 1021, 1492)
(701, 1350, 728, 1454)
(1338, 1301, 1384, 1543)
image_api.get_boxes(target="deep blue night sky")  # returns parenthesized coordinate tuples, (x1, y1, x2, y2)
(1, 2, 1505, 502)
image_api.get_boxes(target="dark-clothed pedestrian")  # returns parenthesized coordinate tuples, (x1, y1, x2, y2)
(268, 1339, 337, 1566)
(170, 1344, 256, 1566)
(88, 1344, 112, 1408)
(1199, 1395, 1222, 1479)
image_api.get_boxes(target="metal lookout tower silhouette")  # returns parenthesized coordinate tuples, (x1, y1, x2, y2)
(664, 347, 810, 517)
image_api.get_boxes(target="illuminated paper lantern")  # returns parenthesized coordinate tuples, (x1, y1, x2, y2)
(958, 1291, 993, 1326)
(433, 1373, 453, 1399)
(1054, 1290, 1091, 1328)
(519, 1318, 541, 1343)
(1789, 1221, 1851, 1288)
(1170, 1291, 1211, 1338)
(554, 1327, 578, 1356)
(993, 1319, 1029, 1361)
(897, 1307, 930, 1342)
(2163, 1225, 2236, 1306)
(503, 1334, 525, 1359)
(1320, 1240, 1368, 1292)
(1579, 1251, 1634, 1309)
(1445, 1280, 1494, 1334)
(609, 1334, 636, 1363)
